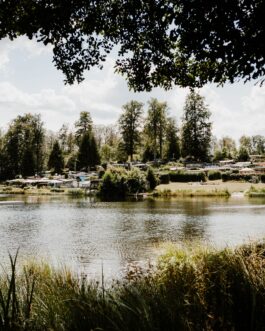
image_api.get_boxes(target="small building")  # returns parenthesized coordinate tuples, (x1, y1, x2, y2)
(239, 168, 255, 175)
(250, 155, 265, 163)
(219, 160, 235, 166)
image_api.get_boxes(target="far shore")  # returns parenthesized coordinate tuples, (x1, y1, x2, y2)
(1, 180, 265, 198)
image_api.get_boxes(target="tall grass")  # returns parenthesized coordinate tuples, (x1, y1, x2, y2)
(155, 188, 230, 197)
(1, 242, 265, 330)
(247, 186, 265, 197)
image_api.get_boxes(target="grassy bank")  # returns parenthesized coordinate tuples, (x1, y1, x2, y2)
(246, 186, 265, 197)
(0, 186, 89, 197)
(156, 181, 265, 197)
(154, 188, 230, 197)
(2, 242, 265, 330)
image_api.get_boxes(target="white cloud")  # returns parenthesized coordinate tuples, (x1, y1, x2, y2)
(0, 37, 52, 72)
(0, 36, 264, 141)
(242, 85, 265, 113)
(0, 82, 76, 130)
(198, 85, 265, 140)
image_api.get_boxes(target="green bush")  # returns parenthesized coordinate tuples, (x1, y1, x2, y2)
(169, 171, 206, 182)
(208, 170, 221, 180)
(126, 168, 147, 193)
(260, 174, 265, 183)
(146, 167, 159, 190)
(222, 172, 253, 182)
(159, 173, 170, 184)
(99, 168, 147, 198)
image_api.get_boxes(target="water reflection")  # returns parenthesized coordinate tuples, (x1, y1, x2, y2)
(0, 195, 264, 278)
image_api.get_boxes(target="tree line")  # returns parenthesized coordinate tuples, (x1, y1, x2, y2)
(0, 90, 264, 180)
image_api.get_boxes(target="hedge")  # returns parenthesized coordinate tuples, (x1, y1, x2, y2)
(169, 171, 206, 182)
(222, 173, 252, 182)
(159, 173, 170, 184)
(208, 170, 221, 181)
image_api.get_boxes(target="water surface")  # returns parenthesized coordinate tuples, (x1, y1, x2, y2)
(0, 195, 264, 279)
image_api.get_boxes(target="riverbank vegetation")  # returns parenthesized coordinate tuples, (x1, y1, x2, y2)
(0, 186, 87, 197)
(2, 241, 265, 330)
(154, 188, 230, 198)
(246, 186, 265, 197)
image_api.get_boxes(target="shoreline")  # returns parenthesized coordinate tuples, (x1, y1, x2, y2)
(1, 180, 265, 198)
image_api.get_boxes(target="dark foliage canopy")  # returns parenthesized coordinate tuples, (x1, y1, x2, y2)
(1, 0, 264, 91)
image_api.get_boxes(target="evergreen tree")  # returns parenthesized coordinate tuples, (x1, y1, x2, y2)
(77, 132, 91, 171)
(181, 90, 212, 162)
(119, 100, 143, 161)
(21, 148, 35, 177)
(77, 132, 100, 170)
(89, 134, 101, 166)
(48, 141, 64, 174)
(75, 111, 93, 145)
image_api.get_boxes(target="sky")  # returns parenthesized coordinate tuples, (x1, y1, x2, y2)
(0, 36, 264, 142)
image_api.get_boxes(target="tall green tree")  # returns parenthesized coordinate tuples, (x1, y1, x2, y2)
(166, 117, 180, 161)
(145, 98, 167, 160)
(89, 134, 101, 167)
(181, 90, 212, 162)
(48, 141, 64, 174)
(75, 111, 93, 145)
(2, 113, 44, 178)
(119, 100, 144, 161)
(77, 132, 100, 170)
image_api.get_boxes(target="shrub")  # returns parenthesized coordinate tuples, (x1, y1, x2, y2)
(126, 168, 147, 194)
(261, 174, 265, 183)
(99, 167, 148, 198)
(222, 172, 253, 182)
(208, 170, 221, 180)
(146, 167, 159, 190)
(169, 171, 206, 182)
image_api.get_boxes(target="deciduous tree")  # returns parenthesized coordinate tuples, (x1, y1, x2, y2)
(2, 1, 263, 90)
(165, 117, 180, 161)
(145, 98, 167, 160)
(181, 90, 212, 162)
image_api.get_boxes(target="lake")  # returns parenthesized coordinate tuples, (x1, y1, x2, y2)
(0, 194, 265, 279)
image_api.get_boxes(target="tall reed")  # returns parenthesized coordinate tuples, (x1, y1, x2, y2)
(1, 242, 265, 330)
